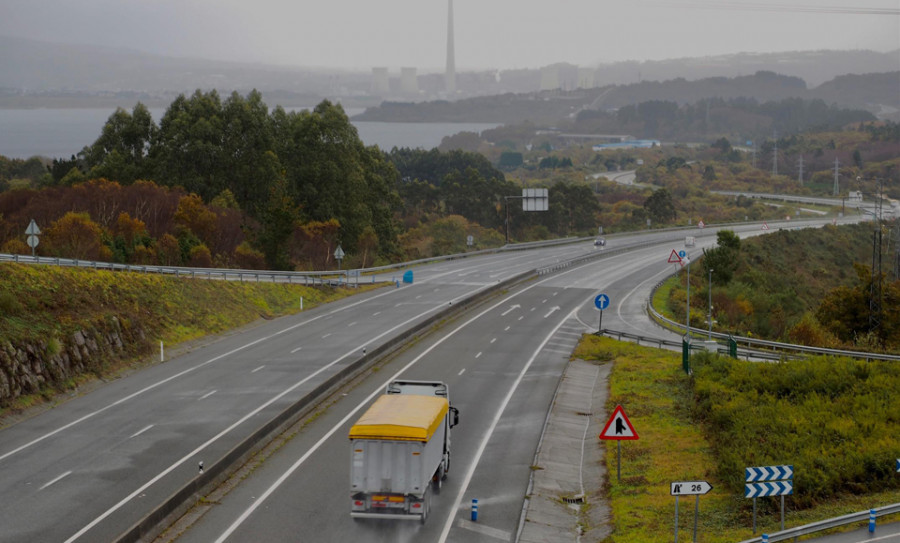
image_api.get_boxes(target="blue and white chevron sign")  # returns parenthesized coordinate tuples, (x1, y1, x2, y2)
(745, 481, 793, 498)
(745, 465, 793, 482)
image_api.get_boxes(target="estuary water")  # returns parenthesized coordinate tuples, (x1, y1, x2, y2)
(0, 107, 500, 159)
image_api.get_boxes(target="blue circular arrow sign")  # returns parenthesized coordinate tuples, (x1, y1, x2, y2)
(594, 293, 610, 310)
(678, 250, 687, 258)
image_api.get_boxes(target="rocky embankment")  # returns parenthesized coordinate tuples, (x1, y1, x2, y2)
(0, 316, 148, 404)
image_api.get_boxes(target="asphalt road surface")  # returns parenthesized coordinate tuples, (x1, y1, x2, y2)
(0, 218, 857, 542)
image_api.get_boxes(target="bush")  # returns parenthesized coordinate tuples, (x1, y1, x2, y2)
(692, 354, 900, 510)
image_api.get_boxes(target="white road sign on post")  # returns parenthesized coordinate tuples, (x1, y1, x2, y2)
(671, 480, 713, 543)
(670, 481, 712, 496)
(25, 219, 41, 256)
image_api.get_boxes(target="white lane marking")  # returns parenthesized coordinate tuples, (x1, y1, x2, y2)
(490, 338, 496, 344)
(475, 352, 482, 359)
(542, 299, 547, 304)
(437, 306, 577, 543)
(0, 284, 406, 463)
(129, 425, 154, 439)
(200, 390, 217, 400)
(456, 518, 511, 540)
(416, 295, 422, 299)
(616, 266, 674, 333)
(67, 289, 468, 543)
(458, 368, 466, 376)
(251, 366, 265, 373)
(348, 322, 357, 327)
(373, 311, 381, 316)
(322, 333, 332, 339)
(213, 268, 565, 543)
(290, 347, 302, 354)
(850, 534, 900, 542)
(505, 326, 510, 331)
(518, 316, 524, 321)
(40, 471, 72, 491)
(530, 307, 536, 312)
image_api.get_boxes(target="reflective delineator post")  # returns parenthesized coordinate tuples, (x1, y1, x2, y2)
(761, 534, 768, 543)
(471, 499, 478, 521)
(869, 509, 876, 533)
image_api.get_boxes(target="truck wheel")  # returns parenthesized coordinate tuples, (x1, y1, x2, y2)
(432, 465, 443, 494)
(419, 492, 430, 524)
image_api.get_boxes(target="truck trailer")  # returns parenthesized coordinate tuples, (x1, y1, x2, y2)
(349, 380, 459, 523)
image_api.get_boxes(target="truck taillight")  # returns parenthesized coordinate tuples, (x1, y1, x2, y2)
(354, 501, 364, 506)
(411, 503, 421, 509)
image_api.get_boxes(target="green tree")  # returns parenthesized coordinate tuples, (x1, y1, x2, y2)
(256, 177, 299, 270)
(702, 230, 741, 284)
(643, 189, 677, 224)
(83, 103, 156, 183)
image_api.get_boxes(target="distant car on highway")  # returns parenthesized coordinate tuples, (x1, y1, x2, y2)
(594, 238, 606, 247)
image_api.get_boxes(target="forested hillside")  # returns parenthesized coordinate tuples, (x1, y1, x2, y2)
(664, 222, 900, 352)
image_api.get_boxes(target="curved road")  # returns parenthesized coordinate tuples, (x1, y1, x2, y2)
(0, 218, 856, 542)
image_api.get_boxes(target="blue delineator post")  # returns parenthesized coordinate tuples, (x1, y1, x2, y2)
(471, 498, 478, 521)
(761, 535, 769, 543)
(869, 509, 876, 533)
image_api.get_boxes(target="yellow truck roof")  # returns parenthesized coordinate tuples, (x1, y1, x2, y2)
(349, 394, 449, 442)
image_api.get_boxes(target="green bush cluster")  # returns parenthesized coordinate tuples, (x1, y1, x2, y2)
(691, 354, 900, 510)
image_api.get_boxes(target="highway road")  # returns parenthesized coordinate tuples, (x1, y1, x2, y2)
(0, 218, 853, 542)
(157, 219, 851, 543)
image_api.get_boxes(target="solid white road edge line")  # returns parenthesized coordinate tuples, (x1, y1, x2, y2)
(212, 270, 564, 543)
(64, 293, 461, 543)
(436, 305, 577, 543)
(0, 285, 405, 463)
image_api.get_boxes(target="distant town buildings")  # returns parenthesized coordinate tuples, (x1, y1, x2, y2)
(400, 67, 419, 94)
(371, 67, 389, 94)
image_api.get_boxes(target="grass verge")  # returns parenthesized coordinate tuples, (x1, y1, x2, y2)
(572, 335, 900, 542)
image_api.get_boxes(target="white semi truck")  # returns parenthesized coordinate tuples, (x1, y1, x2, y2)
(349, 380, 459, 523)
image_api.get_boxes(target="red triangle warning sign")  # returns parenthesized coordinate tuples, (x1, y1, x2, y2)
(599, 405, 639, 440)
(667, 249, 682, 264)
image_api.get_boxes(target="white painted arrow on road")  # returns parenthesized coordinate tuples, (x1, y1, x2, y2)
(501, 304, 521, 316)
(544, 306, 561, 318)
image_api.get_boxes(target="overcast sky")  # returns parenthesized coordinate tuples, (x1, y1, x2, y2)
(2, 0, 897, 71)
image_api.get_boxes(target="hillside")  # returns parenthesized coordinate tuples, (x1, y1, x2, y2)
(0, 263, 363, 410)
(662, 222, 900, 351)
(354, 71, 899, 125)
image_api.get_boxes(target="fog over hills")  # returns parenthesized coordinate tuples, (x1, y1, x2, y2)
(0, 35, 897, 111)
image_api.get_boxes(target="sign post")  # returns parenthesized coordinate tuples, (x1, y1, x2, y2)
(670, 481, 713, 543)
(745, 465, 793, 532)
(594, 293, 610, 333)
(333, 245, 345, 271)
(599, 405, 638, 482)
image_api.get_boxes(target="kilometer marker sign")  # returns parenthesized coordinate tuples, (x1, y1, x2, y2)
(671, 481, 713, 496)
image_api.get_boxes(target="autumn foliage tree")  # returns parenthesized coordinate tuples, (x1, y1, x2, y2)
(44, 212, 109, 261)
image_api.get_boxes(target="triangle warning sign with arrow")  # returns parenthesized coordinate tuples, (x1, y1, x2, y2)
(599, 405, 639, 440)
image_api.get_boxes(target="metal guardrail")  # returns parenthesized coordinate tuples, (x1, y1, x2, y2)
(0, 237, 589, 287)
(598, 328, 786, 361)
(646, 281, 900, 362)
(737, 503, 900, 542)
